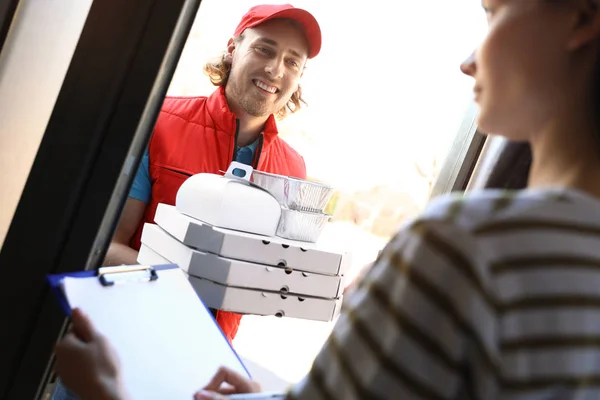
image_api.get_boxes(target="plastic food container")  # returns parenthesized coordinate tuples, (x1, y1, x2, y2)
(276, 208, 331, 243)
(251, 170, 334, 213)
(176, 162, 281, 237)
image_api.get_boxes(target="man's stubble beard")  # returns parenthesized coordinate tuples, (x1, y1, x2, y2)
(226, 77, 271, 117)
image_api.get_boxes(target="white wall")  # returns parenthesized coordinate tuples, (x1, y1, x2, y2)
(0, 0, 93, 249)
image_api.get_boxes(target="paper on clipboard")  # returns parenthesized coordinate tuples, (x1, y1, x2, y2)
(55, 265, 248, 399)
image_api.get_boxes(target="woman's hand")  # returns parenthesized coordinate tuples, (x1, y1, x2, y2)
(194, 366, 261, 399)
(54, 308, 130, 400)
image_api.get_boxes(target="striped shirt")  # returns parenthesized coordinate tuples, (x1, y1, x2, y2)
(287, 187, 600, 400)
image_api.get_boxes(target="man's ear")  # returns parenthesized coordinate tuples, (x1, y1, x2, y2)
(224, 37, 236, 63)
(567, 0, 600, 50)
(299, 62, 308, 80)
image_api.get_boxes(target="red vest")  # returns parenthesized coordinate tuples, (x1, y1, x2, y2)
(130, 87, 307, 342)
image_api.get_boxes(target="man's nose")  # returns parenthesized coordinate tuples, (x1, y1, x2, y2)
(265, 58, 284, 78)
(460, 50, 477, 77)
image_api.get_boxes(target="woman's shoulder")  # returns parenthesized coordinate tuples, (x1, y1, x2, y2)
(415, 187, 592, 232)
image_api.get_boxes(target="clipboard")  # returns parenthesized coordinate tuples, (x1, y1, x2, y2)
(48, 264, 250, 399)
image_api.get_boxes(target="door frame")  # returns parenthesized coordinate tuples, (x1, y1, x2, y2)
(0, 0, 201, 397)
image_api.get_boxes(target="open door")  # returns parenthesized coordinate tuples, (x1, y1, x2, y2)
(0, 0, 200, 398)
(0, 0, 490, 397)
(0, 0, 18, 53)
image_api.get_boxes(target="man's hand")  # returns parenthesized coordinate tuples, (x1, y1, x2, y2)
(194, 366, 261, 399)
(54, 308, 130, 400)
(103, 198, 146, 266)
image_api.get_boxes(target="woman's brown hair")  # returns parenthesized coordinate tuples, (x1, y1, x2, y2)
(203, 34, 307, 120)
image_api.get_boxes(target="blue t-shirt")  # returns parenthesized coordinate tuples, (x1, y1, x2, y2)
(129, 140, 259, 203)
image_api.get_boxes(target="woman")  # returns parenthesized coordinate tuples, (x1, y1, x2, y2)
(55, 1, 600, 398)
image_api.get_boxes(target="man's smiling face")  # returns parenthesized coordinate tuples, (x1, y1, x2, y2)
(225, 18, 309, 118)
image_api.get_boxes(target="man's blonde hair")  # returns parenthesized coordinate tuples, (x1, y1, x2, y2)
(203, 35, 306, 120)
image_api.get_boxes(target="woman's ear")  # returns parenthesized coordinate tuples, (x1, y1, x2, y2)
(567, 0, 600, 50)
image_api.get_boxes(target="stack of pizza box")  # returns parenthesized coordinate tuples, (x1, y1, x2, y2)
(137, 202, 351, 322)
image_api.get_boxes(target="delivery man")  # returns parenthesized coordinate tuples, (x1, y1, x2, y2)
(51, 3, 321, 399)
(104, 3, 321, 343)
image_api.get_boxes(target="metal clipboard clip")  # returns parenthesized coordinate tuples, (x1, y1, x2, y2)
(98, 265, 159, 287)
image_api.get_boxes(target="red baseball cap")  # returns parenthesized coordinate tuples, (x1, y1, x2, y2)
(233, 4, 322, 59)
